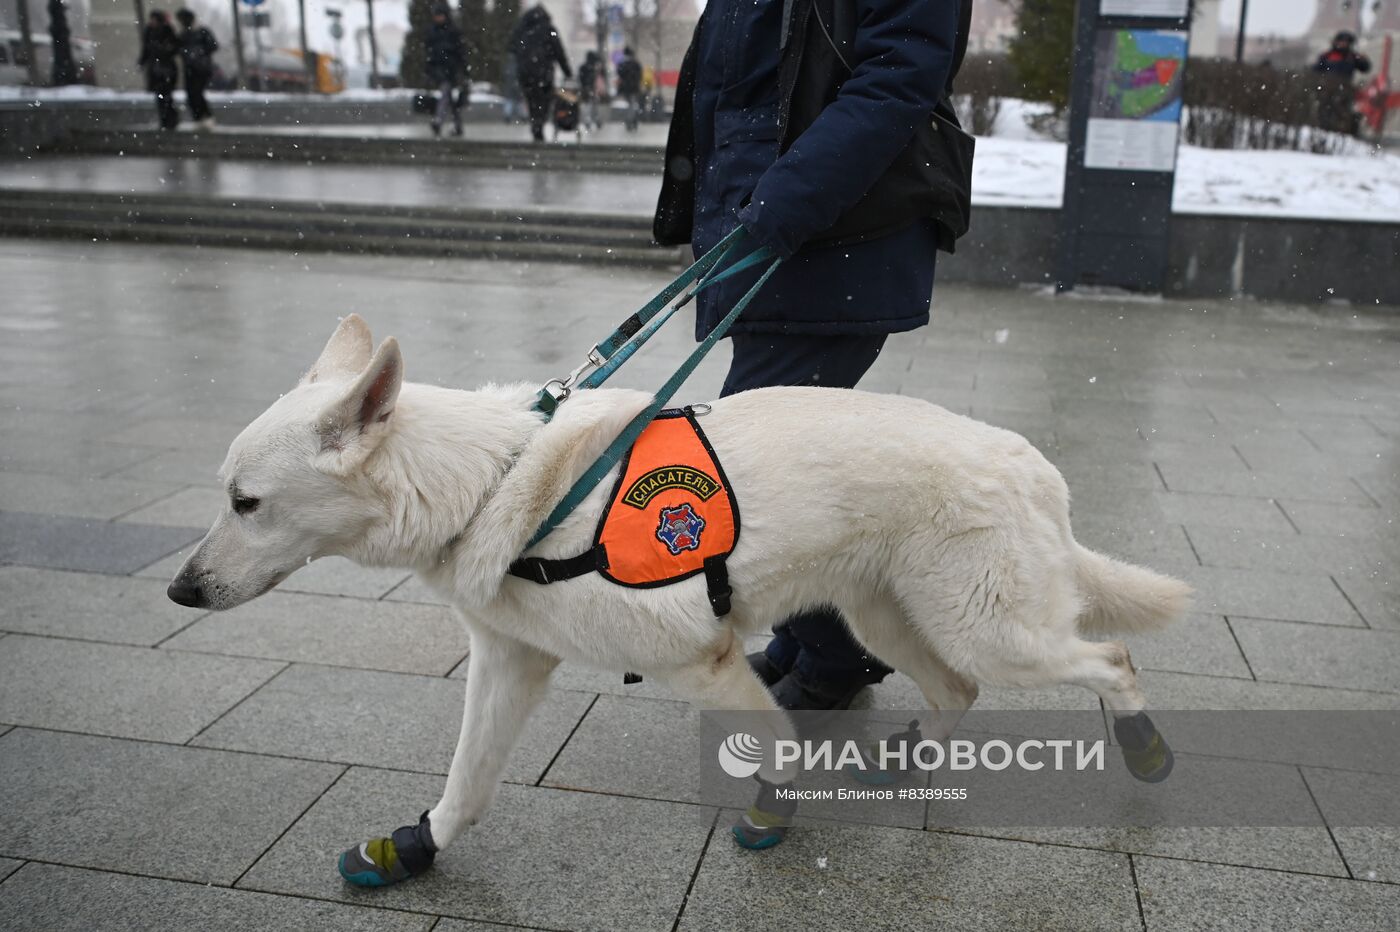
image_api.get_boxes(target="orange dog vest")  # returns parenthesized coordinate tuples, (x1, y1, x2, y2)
(508, 408, 739, 617)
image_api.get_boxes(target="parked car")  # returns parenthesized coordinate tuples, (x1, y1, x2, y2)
(0, 29, 96, 85)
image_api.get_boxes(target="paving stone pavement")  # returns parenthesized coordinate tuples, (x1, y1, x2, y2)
(2, 238, 1399, 929)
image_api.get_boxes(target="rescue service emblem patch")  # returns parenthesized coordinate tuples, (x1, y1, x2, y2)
(656, 503, 706, 555)
(622, 465, 722, 509)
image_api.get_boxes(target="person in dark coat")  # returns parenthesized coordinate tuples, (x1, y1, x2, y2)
(138, 10, 182, 130)
(48, 0, 76, 86)
(615, 45, 641, 131)
(653, 0, 964, 711)
(509, 5, 571, 142)
(1314, 30, 1372, 135)
(424, 3, 469, 136)
(578, 50, 604, 130)
(175, 9, 218, 128)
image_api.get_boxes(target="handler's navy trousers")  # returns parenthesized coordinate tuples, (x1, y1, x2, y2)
(720, 333, 896, 689)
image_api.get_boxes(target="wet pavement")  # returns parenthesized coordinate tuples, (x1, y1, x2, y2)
(0, 155, 662, 215)
(214, 120, 672, 147)
(2, 237, 1400, 930)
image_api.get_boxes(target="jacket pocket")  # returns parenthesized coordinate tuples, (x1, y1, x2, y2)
(713, 105, 781, 148)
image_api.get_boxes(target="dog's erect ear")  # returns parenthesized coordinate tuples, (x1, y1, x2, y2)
(302, 314, 373, 386)
(316, 337, 403, 470)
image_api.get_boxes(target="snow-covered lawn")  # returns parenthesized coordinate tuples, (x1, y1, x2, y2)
(972, 135, 1400, 222)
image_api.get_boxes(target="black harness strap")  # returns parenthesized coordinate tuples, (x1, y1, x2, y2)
(509, 546, 732, 620)
(508, 545, 609, 584)
(704, 555, 733, 617)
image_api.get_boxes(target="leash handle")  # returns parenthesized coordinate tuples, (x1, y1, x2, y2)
(532, 227, 750, 419)
(524, 252, 783, 550)
(572, 236, 776, 395)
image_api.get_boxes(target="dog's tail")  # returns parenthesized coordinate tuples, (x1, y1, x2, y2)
(1072, 544, 1191, 637)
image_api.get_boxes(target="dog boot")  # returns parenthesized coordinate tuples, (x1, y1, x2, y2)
(338, 810, 437, 886)
(849, 720, 923, 786)
(1115, 712, 1175, 783)
(732, 777, 798, 850)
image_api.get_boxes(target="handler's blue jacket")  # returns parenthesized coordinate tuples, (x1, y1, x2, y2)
(656, 0, 960, 337)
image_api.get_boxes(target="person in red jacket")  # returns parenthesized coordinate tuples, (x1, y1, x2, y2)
(1314, 31, 1372, 134)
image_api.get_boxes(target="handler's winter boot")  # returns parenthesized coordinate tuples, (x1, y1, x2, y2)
(747, 651, 786, 687)
(338, 810, 438, 886)
(1115, 712, 1175, 783)
(732, 777, 798, 850)
(769, 670, 867, 715)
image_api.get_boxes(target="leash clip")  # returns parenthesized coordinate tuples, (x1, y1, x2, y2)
(540, 347, 606, 410)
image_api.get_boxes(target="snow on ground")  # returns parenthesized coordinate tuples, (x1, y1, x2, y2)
(970, 135, 1400, 221)
(970, 137, 1066, 208)
(1173, 146, 1400, 220)
(974, 97, 1400, 221)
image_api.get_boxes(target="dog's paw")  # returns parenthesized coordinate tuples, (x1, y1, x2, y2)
(338, 811, 438, 887)
(1115, 712, 1174, 784)
(846, 720, 922, 787)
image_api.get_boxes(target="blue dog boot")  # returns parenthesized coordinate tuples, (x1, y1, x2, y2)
(731, 777, 798, 850)
(849, 720, 922, 787)
(1115, 712, 1174, 783)
(338, 810, 438, 887)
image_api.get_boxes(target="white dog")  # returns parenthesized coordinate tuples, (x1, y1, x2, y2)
(169, 315, 1189, 884)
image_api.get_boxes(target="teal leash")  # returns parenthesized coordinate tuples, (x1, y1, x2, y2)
(530, 226, 774, 419)
(522, 229, 782, 550)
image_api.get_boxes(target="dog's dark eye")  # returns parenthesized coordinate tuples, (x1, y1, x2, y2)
(233, 496, 261, 515)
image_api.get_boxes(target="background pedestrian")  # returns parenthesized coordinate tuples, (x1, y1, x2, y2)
(509, 5, 571, 142)
(424, 2, 468, 137)
(175, 9, 218, 129)
(1313, 30, 1371, 135)
(138, 10, 181, 131)
(616, 46, 641, 131)
(48, 0, 75, 86)
(579, 50, 605, 131)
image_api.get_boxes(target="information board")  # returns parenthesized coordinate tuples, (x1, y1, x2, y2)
(1100, 0, 1188, 15)
(1055, 0, 1193, 294)
(1083, 29, 1187, 171)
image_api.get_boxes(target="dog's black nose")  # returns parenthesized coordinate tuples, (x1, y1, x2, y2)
(167, 578, 204, 608)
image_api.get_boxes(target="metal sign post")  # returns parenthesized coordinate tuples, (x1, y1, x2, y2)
(365, 0, 379, 89)
(298, 0, 313, 91)
(241, 0, 267, 90)
(1055, 0, 1193, 294)
(229, 0, 247, 87)
(327, 8, 345, 88)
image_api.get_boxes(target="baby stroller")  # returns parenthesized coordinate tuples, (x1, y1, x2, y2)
(553, 80, 582, 142)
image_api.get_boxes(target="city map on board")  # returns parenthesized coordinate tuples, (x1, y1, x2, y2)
(1090, 29, 1186, 122)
